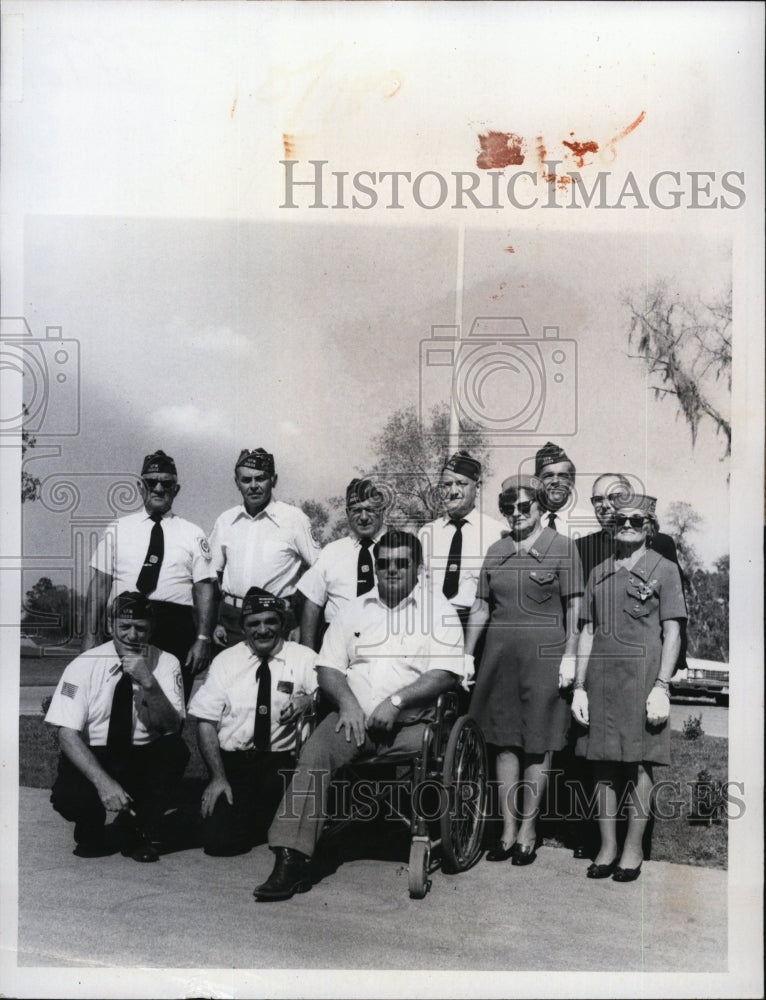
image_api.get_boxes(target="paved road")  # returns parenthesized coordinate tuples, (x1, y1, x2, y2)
(16, 786, 726, 975)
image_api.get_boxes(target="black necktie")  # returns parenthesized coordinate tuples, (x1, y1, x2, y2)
(547, 512, 558, 530)
(442, 518, 467, 600)
(136, 514, 164, 595)
(254, 658, 271, 751)
(106, 670, 134, 758)
(357, 537, 374, 596)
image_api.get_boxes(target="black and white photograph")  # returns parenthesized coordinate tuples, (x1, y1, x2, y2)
(1, 3, 763, 997)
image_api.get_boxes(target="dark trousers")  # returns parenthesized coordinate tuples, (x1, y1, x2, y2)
(50, 735, 189, 843)
(202, 749, 296, 856)
(148, 601, 197, 701)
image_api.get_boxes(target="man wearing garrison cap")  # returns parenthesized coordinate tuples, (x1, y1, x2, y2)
(46, 592, 188, 862)
(84, 451, 217, 701)
(533, 441, 580, 534)
(297, 477, 388, 650)
(209, 448, 321, 647)
(188, 586, 318, 856)
(418, 450, 504, 632)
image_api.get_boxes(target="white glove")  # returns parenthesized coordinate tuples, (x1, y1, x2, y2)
(571, 688, 589, 726)
(461, 652, 476, 691)
(558, 654, 576, 688)
(646, 686, 670, 725)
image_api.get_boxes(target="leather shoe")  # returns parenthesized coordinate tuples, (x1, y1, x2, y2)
(73, 841, 114, 858)
(254, 848, 312, 901)
(586, 859, 618, 879)
(612, 863, 642, 882)
(120, 826, 160, 863)
(510, 843, 537, 866)
(485, 841, 515, 862)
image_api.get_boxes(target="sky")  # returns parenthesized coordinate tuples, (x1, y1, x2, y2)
(1, 4, 762, 995)
(20, 217, 730, 591)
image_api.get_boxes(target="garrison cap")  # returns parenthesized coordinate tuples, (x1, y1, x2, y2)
(141, 450, 177, 477)
(346, 477, 385, 508)
(241, 586, 287, 619)
(443, 451, 481, 482)
(612, 492, 657, 516)
(111, 591, 154, 620)
(534, 442, 574, 475)
(235, 448, 275, 476)
(499, 474, 541, 512)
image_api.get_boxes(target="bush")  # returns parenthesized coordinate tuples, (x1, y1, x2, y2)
(682, 714, 704, 740)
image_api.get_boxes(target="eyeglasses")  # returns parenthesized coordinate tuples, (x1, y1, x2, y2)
(376, 557, 413, 571)
(499, 499, 534, 516)
(614, 514, 647, 529)
(142, 478, 178, 492)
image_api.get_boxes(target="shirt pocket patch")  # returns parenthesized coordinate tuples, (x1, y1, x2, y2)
(525, 570, 556, 603)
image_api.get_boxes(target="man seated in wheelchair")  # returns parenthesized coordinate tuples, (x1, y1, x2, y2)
(255, 529, 472, 901)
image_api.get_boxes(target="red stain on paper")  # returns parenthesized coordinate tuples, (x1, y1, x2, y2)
(282, 133, 298, 158)
(230, 95, 238, 119)
(504, 247, 515, 254)
(476, 131, 526, 169)
(609, 110, 646, 146)
(491, 280, 509, 301)
(537, 137, 571, 187)
(562, 138, 599, 168)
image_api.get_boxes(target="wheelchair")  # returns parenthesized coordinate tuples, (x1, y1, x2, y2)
(303, 689, 488, 899)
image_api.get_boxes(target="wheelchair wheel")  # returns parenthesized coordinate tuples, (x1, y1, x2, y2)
(408, 840, 431, 899)
(440, 715, 487, 873)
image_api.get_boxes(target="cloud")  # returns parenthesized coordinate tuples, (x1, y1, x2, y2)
(150, 404, 229, 440)
(165, 319, 251, 353)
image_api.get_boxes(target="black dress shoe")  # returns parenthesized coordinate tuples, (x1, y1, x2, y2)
(613, 863, 642, 882)
(120, 826, 160, 863)
(254, 848, 312, 901)
(73, 841, 114, 858)
(485, 841, 515, 862)
(586, 859, 618, 879)
(510, 843, 537, 866)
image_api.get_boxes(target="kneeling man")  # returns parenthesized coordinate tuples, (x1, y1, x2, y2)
(46, 591, 188, 862)
(188, 586, 318, 856)
(254, 530, 466, 901)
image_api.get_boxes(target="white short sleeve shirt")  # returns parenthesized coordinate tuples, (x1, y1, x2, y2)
(317, 584, 464, 720)
(297, 532, 384, 623)
(188, 640, 318, 752)
(90, 510, 215, 606)
(44, 641, 185, 746)
(418, 509, 505, 610)
(209, 500, 321, 599)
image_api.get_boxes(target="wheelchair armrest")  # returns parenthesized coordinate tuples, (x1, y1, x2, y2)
(434, 689, 459, 727)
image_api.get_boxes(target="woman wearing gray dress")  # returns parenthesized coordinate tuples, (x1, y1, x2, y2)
(572, 493, 686, 882)
(467, 475, 583, 865)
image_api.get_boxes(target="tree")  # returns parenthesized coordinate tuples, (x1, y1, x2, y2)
(365, 403, 492, 530)
(663, 501, 703, 576)
(625, 281, 731, 457)
(22, 577, 78, 645)
(663, 503, 729, 662)
(21, 404, 42, 503)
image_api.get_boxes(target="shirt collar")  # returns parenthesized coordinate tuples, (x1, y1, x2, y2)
(441, 508, 476, 527)
(352, 530, 385, 549)
(497, 524, 557, 563)
(233, 499, 280, 525)
(361, 582, 422, 613)
(140, 510, 173, 522)
(624, 549, 663, 582)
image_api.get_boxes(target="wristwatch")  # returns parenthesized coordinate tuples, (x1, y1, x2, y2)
(389, 694, 403, 709)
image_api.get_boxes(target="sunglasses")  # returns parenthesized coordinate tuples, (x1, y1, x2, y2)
(142, 478, 178, 492)
(499, 499, 534, 516)
(614, 514, 647, 529)
(376, 557, 413, 570)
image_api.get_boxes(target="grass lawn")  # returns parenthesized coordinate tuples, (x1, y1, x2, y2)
(19, 716, 728, 869)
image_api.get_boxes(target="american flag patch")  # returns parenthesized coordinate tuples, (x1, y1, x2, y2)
(61, 682, 78, 699)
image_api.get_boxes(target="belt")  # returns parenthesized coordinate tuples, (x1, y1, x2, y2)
(222, 593, 244, 608)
